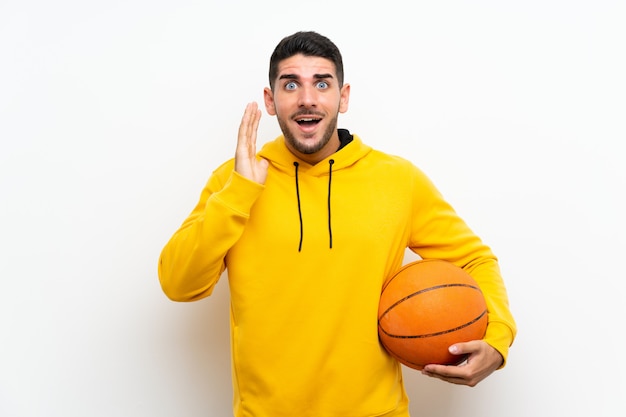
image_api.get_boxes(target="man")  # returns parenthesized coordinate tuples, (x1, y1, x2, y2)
(159, 31, 516, 417)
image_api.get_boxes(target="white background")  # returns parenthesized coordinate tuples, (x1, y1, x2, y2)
(1, 1, 625, 416)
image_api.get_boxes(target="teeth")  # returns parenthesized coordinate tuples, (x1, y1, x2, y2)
(297, 118, 318, 122)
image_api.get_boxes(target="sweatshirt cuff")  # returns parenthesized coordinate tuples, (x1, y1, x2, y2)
(483, 321, 515, 369)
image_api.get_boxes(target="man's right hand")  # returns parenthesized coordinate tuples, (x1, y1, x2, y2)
(235, 102, 269, 184)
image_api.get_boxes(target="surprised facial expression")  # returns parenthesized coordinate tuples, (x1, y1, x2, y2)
(264, 54, 350, 165)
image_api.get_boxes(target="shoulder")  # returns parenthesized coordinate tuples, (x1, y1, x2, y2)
(366, 147, 424, 176)
(358, 145, 438, 192)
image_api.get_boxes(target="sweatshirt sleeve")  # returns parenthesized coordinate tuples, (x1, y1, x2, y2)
(407, 164, 517, 367)
(158, 162, 265, 301)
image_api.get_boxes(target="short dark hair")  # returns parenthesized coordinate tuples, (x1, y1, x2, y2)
(268, 31, 344, 90)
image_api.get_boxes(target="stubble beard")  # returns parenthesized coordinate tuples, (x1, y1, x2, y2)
(278, 113, 338, 155)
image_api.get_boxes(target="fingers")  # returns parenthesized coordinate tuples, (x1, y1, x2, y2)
(237, 102, 262, 157)
(235, 102, 268, 184)
(420, 341, 500, 387)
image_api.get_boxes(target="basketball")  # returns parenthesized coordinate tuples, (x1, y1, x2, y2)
(378, 259, 488, 370)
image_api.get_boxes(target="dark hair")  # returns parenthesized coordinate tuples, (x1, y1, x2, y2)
(268, 31, 344, 90)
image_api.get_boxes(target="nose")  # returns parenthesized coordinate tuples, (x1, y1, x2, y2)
(297, 85, 317, 107)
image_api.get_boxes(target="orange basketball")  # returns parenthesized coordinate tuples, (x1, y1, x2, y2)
(378, 259, 488, 370)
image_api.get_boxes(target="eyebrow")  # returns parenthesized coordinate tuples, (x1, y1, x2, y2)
(278, 73, 334, 81)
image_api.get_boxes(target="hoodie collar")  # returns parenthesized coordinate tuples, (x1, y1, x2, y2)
(258, 129, 371, 177)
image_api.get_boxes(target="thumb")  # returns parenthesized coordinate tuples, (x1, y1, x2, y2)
(448, 341, 473, 356)
(449, 344, 463, 355)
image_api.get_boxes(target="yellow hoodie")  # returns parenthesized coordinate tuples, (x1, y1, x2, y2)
(158, 131, 516, 417)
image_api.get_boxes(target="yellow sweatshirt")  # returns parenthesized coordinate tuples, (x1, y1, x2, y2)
(158, 131, 516, 417)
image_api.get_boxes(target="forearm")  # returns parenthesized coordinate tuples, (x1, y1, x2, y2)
(158, 170, 264, 301)
(408, 167, 516, 364)
(465, 258, 516, 367)
(416, 218, 516, 365)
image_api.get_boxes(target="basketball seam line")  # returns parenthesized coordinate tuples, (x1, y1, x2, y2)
(379, 283, 482, 318)
(378, 309, 488, 339)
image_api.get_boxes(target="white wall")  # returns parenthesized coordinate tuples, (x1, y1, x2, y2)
(1, 1, 624, 416)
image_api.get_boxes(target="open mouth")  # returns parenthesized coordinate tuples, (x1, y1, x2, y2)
(295, 117, 322, 126)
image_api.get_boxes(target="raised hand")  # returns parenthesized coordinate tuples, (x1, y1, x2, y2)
(235, 102, 269, 184)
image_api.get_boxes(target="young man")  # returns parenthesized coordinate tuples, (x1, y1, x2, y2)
(159, 31, 516, 417)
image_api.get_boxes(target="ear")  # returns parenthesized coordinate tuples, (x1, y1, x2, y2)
(339, 83, 350, 114)
(263, 87, 276, 116)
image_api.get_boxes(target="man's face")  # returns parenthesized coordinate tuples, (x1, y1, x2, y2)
(264, 54, 350, 165)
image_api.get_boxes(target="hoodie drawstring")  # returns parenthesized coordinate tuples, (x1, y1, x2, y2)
(327, 159, 334, 249)
(293, 162, 304, 252)
(293, 160, 335, 252)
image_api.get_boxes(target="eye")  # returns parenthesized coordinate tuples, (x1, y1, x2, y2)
(316, 81, 329, 89)
(285, 81, 297, 90)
